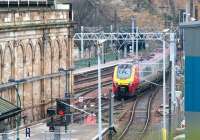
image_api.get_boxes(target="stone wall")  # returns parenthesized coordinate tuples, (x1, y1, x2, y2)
(0, 9, 74, 124)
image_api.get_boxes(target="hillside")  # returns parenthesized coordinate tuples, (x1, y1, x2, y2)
(72, 0, 187, 31)
(100, 0, 187, 30)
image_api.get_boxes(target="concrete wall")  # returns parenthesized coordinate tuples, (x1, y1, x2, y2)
(0, 9, 74, 125)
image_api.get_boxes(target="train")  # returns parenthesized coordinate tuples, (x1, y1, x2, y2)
(112, 47, 170, 99)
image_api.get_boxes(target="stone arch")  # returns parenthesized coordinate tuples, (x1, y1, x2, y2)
(33, 39, 42, 76)
(52, 38, 61, 73)
(64, 37, 70, 67)
(15, 41, 25, 80)
(44, 39, 53, 75)
(32, 39, 42, 121)
(58, 38, 67, 98)
(0, 46, 3, 83)
(44, 39, 53, 110)
(2, 42, 13, 101)
(52, 38, 61, 99)
(2, 42, 13, 83)
(24, 40, 34, 77)
(64, 36, 73, 95)
(23, 40, 35, 122)
(56, 38, 62, 61)
(59, 38, 67, 69)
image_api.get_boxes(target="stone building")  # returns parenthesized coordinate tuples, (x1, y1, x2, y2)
(0, 2, 74, 128)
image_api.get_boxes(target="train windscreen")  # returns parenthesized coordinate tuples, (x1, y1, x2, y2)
(117, 64, 132, 79)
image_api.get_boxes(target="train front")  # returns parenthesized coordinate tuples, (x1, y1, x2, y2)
(112, 64, 139, 98)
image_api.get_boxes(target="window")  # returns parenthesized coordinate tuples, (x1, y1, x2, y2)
(143, 66, 152, 77)
(117, 64, 132, 79)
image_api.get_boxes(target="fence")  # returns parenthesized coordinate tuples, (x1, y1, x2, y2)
(75, 52, 122, 69)
(74, 49, 153, 69)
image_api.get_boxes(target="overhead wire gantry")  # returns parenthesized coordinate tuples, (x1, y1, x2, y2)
(73, 31, 175, 140)
(73, 32, 165, 41)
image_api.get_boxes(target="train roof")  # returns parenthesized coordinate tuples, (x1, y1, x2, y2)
(116, 62, 133, 66)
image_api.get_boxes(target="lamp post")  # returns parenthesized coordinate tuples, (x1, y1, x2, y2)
(8, 78, 26, 140)
(58, 67, 74, 132)
(58, 68, 71, 99)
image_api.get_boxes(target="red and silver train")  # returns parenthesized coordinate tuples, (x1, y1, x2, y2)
(112, 48, 170, 99)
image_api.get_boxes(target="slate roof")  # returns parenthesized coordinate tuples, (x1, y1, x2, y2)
(0, 97, 21, 121)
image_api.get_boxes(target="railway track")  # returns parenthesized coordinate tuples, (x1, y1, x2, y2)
(74, 67, 114, 85)
(71, 96, 123, 124)
(68, 66, 115, 124)
(74, 66, 114, 97)
(74, 80, 112, 98)
(118, 87, 159, 140)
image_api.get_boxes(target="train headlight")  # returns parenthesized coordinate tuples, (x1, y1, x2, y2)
(114, 82, 118, 87)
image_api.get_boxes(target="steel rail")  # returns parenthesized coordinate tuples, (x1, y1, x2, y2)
(118, 86, 159, 140)
(118, 99, 138, 140)
(75, 71, 113, 85)
(74, 80, 112, 97)
(140, 88, 159, 134)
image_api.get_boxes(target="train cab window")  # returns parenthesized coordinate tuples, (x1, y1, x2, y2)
(117, 64, 132, 79)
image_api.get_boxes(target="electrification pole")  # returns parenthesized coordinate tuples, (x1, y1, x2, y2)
(170, 33, 176, 111)
(81, 26, 84, 58)
(132, 17, 135, 55)
(124, 44, 127, 58)
(162, 40, 167, 140)
(97, 41, 102, 140)
(136, 27, 139, 60)
(102, 43, 105, 63)
(108, 90, 114, 140)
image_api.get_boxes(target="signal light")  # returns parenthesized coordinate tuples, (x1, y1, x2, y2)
(56, 99, 71, 124)
(58, 110, 65, 117)
(56, 100, 66, 116)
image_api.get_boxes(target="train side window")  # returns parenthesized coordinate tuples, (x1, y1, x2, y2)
(159, 60, 163, 68)
(143, 66, 152, 76)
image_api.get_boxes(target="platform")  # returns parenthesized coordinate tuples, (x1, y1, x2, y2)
(74, 57, 134, 75)
(2, 123, 108, 140)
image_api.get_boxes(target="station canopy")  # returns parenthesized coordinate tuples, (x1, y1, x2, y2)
(0, 97, 21, 121)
